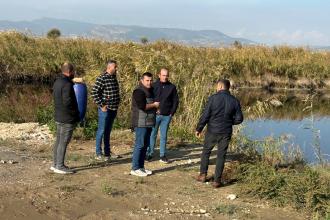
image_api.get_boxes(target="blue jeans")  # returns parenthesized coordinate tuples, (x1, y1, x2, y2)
(95, 108, 117, 156)
(148, 115, 172, 157)
(132, 127, 152, 170)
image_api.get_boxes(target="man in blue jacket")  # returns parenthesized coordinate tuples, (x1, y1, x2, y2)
(147, 68, 179, 163)
(51, 62, 80, 174)
(195, 79, 243, 188)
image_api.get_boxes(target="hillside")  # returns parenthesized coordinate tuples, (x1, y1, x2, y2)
(0, 17, 255, 46)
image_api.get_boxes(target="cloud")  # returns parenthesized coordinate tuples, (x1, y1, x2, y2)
(265, 30, 329, 46)
(232, 29, 330, 46)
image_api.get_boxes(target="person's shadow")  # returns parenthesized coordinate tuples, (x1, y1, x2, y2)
(71, 141, 244, 185)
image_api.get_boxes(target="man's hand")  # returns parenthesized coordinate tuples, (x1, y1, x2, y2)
(153, 102, 160, 108)
(101, 105, 108, 112)
(195, 131, 201, 138)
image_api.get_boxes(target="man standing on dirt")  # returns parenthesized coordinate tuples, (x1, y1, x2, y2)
(146, 68, 179, 163)
(130, 72, 159, 177)
(195, 79, 243, 188)
(51, 62, 80, 174)
(91, 60, 121, 161)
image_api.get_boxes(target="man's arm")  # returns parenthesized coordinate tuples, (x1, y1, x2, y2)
(233, 101, 243, 125)
(170, 86, 179, 116)
(133, 90, 159, 110)
(196, 96, 213, 133)
(91, 76, 104, 107)
(62, 83, 79, 121)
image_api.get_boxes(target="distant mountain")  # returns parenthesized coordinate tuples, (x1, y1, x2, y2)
(0, 17, 255, 46)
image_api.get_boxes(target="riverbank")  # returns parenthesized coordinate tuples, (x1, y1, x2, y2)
(0, 123, 328, 219)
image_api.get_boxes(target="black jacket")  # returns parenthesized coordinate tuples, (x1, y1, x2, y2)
(53, 75, 80, 124)
(196, 90, 243, 134)
(153, 80, 179, 116)
(131, 84, 156, 128)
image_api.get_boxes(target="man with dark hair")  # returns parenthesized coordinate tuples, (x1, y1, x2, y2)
(51, 62, 80, 174)
(195, 79, 243, 187)
(146, 68, 179, 163)
(130, 72, 159, 177)
(91, 60, 121, 161)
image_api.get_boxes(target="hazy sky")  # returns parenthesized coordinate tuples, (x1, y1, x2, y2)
(0, 0, 329, 46)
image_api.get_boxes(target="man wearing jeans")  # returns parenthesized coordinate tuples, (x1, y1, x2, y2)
(91, 60, 120, 161)
(51, 63, 80, 174)
(195, 79, 243, 188)
(131, 72, 159, 177)
(147, 68, 179, 163)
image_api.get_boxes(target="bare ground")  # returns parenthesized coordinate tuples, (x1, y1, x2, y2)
(0, 127, 307, 220)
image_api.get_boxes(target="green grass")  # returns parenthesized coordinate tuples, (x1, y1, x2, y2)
(101, 182, 125, 197)
(215, 204, 239, 216)
(237, 163, 330, 218)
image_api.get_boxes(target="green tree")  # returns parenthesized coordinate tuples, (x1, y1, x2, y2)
(140, 37, 149, 44)
(233, 40, 242, 49)
(47, 28, 61, 39)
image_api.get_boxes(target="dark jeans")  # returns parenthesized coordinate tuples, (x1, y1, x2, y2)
(95, 108, 117, 156)
(132, 127, 152, 170)
(200, 131, 232, 182)
(53, 122, 75, 169)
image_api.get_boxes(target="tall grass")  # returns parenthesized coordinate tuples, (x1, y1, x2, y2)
(3, 32, 330, 136)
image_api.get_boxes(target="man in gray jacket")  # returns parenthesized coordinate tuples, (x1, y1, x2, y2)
(130, 72, 159, 177)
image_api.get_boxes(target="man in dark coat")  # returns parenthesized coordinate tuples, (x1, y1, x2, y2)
(147, 68, 179, 163)
(51, 62, 80, 174)
(195, 79, 243, 187)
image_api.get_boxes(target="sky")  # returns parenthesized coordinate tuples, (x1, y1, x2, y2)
(0, 0, 329, 46)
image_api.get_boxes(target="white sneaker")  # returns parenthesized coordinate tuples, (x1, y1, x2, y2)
(95, 155, 102, 160)
(104, 156, 110, 162)
(50, 166, 55, 171)
(130, 169, 148, 177)
(53, 167, 74, 174)
(140, 168, 152, 175)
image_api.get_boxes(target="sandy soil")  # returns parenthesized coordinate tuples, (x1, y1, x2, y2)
(0, 124, 306, 220)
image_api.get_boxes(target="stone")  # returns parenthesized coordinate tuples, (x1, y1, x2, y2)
(226, 194, 237, 200)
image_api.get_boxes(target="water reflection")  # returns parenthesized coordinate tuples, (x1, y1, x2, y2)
(235, 89, 330, 163)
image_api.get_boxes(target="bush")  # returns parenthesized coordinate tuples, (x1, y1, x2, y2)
(237, 163, 330, 218)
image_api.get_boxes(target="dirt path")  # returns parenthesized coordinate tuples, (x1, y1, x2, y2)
(0, 127, 306, 220)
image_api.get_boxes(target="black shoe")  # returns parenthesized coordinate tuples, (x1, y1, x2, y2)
(159, 156, 169, 164)
(145, 155, 153, 162)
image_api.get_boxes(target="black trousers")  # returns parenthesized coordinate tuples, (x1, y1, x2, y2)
(200, 131, 231, 182)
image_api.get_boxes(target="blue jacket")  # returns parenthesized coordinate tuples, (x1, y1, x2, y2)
(196, 90, 243, 134)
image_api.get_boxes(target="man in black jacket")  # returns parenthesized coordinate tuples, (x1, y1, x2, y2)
(131, 72, 159, 177)
(51, 63, 80, 174)
(195, 79, 243, 188)
(146, 68, 179, 163)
